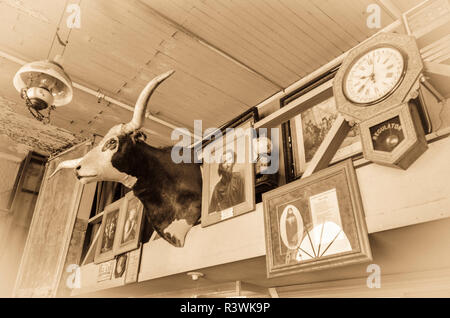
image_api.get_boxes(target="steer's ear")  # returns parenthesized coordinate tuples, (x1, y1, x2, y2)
(131, 130, 147, 144)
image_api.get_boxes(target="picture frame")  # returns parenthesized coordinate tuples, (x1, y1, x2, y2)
(114, 191, 144, 256)
(262, 159, 372, 278)
(280, 68, 363, 182)
(114, 253, 128, 279)
(124, 244, 142, 285)
(290, 95, 362, 175)
(201, 119, 255, 227)
(94, 198, 123, 264)
(97, 259, 115, 282)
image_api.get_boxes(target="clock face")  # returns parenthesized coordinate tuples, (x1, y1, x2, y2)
(343, 47, 406, 105)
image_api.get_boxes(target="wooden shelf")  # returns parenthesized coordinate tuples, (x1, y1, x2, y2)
(72, 135, 450, 296)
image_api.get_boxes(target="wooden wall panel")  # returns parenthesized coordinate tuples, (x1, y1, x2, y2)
(13, 142, 91, 297)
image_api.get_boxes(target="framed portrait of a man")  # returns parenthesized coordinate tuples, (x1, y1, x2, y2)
(115, 192, 144, 255)
(94, 199, 123, 264)
(201, 120, 255, 227)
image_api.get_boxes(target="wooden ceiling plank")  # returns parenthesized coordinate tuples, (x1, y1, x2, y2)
(260, 0, 334, 62)
(248, 0, 330, 68)
(185, 5, 301, 82)
(158, 31, 279, 104)
(219, 0, 316, 75)
(86, 0, 177, 40)
(299, 0, 359, 49)
(76, 8, 169, 54)
(136, 58, 251, 124)
(280, 0, 348, 52)
(313, 0, 370, 43)
(139, 0, 194, 25)
(215, 0, 312, 71)
(181, 14, 296, 87)
(168, 0, 301, 82)
(277, 0, 343, 56)
(206, 0, 310, 75)
(113, 75, 222, 123)
(137, 57, 249, 111)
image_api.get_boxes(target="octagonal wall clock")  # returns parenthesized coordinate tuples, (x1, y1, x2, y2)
(334, 32, 424, 123)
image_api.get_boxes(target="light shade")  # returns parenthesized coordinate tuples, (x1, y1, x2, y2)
(13, 60, 73, 107)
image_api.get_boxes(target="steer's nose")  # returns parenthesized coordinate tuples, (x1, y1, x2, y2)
(75, 165, 81, 170)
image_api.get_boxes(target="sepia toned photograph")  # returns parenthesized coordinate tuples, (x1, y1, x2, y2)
(94, 199, 122, 264)
(115, 192, 144, 256)
(0, 0, 449, 305)
(114, 254, 127, 279)
(201, 120, 255, 227)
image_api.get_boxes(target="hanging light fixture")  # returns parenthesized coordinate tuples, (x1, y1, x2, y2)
(12, 0, 79, 123)
(13, 57, 73, 122)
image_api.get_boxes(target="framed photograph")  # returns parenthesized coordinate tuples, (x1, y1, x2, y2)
(201, 120, 255, 227)
(263, 159, 372, 278)
(114, 254, 128, 279)
(124, 244, 142, 285)
(115, 192, 144, 255)
(94, 198, 123, 264)
(290, 96, 362, 175)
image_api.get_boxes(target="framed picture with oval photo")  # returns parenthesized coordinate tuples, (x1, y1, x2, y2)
(115, 191, 144, 255)
(262, 159, 372, 278)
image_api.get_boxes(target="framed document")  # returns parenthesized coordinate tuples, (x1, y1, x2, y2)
(125, 244, 142, 285)
(262, 160, 372, 278)
(97, 260, 115, 282)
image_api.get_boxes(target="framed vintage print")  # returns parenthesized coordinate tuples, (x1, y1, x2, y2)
(114, 191, 144, 255)
(94, 198, 123, 264)
(201, 119, 255, 227)
(290, 96, 362, 175)
(263, 159, 372, 278)
(280, 68, 362, 182)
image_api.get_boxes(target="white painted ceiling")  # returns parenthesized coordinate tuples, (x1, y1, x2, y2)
(0, 0, 424, 148)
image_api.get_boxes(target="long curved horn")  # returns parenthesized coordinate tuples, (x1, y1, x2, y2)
(123, 70, 175, 133)
(47, 157, 83, 179)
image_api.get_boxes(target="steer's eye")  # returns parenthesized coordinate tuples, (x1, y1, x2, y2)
(102, 138, 118, 152)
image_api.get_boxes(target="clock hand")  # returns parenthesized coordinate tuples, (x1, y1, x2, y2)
(357, 78, 371, 93)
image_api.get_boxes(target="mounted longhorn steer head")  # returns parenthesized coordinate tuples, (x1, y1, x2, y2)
(49, 70, 202, 247)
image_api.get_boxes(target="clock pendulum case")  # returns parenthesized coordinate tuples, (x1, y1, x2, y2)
(359, 101, 428, 169)
(333, 32, 429, 169)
